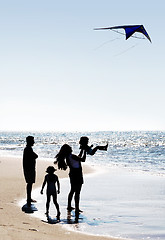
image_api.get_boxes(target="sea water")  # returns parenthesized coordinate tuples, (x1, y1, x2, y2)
(1, 131, 165, 239)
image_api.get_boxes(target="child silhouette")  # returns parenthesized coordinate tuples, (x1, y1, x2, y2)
(41, 166, 60, 220)
(79, 136, 108, 155)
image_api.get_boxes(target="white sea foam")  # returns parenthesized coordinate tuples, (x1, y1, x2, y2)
(1, 131, 165, 175)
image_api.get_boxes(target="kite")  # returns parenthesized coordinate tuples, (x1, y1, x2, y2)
(94, 25, 152, 43)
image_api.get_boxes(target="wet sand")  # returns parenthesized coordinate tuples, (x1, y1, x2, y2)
(0, 156, 122, 240)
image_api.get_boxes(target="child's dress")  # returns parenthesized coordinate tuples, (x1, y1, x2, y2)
(45, 174, 58, 196)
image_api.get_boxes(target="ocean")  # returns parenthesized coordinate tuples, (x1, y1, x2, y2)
(1, 131, 165, 239)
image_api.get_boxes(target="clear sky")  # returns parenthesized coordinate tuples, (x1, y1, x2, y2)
(0, 0, 165, 132)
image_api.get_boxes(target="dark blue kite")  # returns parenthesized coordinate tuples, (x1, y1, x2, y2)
(94, 25, 151, 42)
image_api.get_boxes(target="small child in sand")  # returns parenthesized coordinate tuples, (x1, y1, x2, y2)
(79, 136, 108, 155)
(40, 166, 60, 220)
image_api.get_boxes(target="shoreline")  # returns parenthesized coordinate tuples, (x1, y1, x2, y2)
(0, 156, 123, 240)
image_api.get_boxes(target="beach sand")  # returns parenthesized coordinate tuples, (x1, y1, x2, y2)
(0, 156, 121, 240)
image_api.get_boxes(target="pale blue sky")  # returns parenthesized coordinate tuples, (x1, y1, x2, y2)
(0, 1, 165, 132)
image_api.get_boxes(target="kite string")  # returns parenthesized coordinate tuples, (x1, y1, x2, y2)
(93, 37, 120, 51)
(113, 43, 139, 57)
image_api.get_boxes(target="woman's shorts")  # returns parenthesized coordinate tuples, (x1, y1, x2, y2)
(69, 168, 83, 185)
(24, 169, 36, 183)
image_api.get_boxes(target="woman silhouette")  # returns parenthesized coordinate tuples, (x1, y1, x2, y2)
(54, 144, 86, 220)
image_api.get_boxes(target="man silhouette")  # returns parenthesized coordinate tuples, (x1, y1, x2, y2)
(23, 136, 38, 207)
